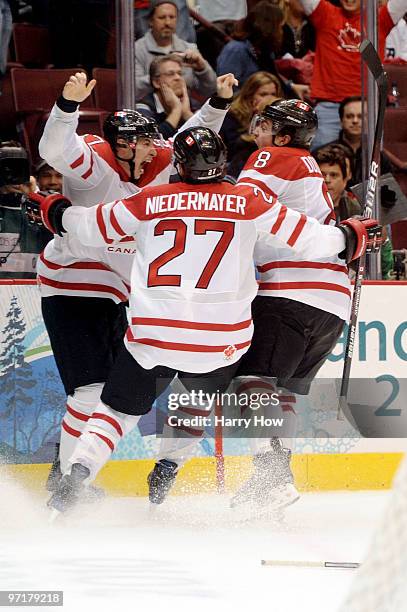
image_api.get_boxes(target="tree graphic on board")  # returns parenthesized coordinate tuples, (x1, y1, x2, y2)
(16, 368, 65, 457)
(0, 295, 36, 453)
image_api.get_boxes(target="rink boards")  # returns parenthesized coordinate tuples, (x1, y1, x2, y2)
(0, 279, 406, 493)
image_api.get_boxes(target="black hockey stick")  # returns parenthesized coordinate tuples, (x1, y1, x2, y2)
(338, 40, 388, 418)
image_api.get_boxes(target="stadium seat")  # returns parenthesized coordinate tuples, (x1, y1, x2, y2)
(92, 68, 117, 111)
(0, 66, 20, 140)
(391, 220, 407, 249)
(11, 68, 103, 161)
(384, 107, 407, 160)
(12, 23, 53, 68)
(384, 63, 407, 107)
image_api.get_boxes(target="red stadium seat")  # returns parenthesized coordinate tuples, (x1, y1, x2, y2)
(92, 68, 117, 111)
(391, 220, 407, 249)
(11, 68, 103, 161)
(384, 107, 407, 161)
(12, 23, 53, 68)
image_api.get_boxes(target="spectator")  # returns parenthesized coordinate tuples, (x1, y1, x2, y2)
(0, 141, 52, 279)
(216, 1, 309, 98)
(135, 0, 217, 102)
(315, 144, 394, 279)
(136, 54, 193, 139)
(298, 0, 406, 150)
(194, 0, 247, 69)
(135, 0, 196, 43)
(386, 12, 407, 60)
(321, 96, 393, 187)
(314, 144, 361, 218)
(282, 0, 315, 58)
(220, 71, 282, 176)
(35, 159, 63, 193)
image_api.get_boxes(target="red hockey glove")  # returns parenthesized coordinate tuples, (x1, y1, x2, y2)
(40, 194, 72, 236)
(338, 217, 383, 263)
(23, 192, 46, 227)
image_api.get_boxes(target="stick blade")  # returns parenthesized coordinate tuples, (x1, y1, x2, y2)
(360, 39, 384, 81)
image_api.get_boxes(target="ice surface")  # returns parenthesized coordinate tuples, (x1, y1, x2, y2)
(0, 475, 390, 612)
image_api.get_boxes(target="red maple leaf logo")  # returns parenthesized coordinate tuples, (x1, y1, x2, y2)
(223, 345, 237, 360)
(338, 23, 361, 52)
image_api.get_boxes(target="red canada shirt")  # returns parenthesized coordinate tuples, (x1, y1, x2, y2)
(310, 0, 394, 101)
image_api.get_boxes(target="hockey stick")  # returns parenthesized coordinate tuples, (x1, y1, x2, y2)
(338, 40, 388, 419)
(261, 560, 360, 569)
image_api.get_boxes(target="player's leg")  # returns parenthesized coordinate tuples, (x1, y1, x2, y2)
(231, 297, 341, 510)
(148, 361, 241, 505)
(41, 296, 128, 489)
(148, 379, 208, 503)
(48, 341, 175, 513)
(231, 374, 300, 510)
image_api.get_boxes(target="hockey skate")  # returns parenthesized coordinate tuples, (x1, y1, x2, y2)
(46, 444, 104, 503)
(230, 439, 300, 515)
(47, 463, 91, 517)
(148, 459, 178, 505)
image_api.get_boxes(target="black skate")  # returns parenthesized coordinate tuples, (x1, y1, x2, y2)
(230, 438, 300, 511)
(46, 443, 62, 492)
(46, 444, 104, 502)
(47, 463, 90, 515)
(148, 460, 178, 505)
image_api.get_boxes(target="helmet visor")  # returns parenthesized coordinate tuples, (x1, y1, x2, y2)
(249, 114, 283, 137)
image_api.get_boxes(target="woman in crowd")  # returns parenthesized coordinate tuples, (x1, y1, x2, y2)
(216, 0, 309, 99)
(220, 71, 283, 177)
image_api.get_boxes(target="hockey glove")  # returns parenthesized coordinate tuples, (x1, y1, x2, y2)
(23, 192, 46, 227)
(338, 217, 383, 263)
(40, 194, 72, 236)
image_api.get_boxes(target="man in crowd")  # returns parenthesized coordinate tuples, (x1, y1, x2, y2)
(322, 96, 393, 187)
(136, 54, 193, 138)
(297, 0, 407, 150)
(315, 144, 394, 280)
(135, 0, 217, 101)
(35, 160, 63, 194)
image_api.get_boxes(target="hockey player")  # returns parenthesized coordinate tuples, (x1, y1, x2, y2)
(37, 71, 238, 492)
(37, 127, 381, 514)
(148, 100, 366, 509)
(230, 99, 358, 510)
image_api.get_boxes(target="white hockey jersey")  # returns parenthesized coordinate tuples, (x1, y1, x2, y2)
(61, 180, 346, 372)
(238, 146, 351, 321)
(37, 99, 230, 302)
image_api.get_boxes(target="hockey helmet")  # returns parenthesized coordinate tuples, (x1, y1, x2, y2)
(250, 99, 318, 149)
(173, 127, 227, 183)
(103, 110, 162, 148)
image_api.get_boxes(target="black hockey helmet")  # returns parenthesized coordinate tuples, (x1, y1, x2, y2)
(173, 127, 227, 183)
(251, 99, 318, 149)
(103, 110, 161, 148)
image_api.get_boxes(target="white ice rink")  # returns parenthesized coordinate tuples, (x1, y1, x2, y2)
(0, 479, 390, 612)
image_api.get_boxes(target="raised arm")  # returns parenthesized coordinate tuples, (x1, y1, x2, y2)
(177, 73, 237, 136)
(38, 72, 102, 188)
(247, 183, 382, 263)
(297, 0, 321, 16)
(387, 0, 407, 24)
